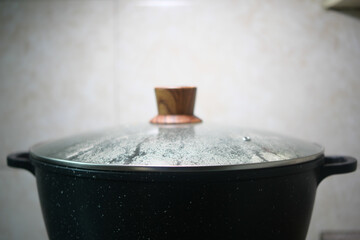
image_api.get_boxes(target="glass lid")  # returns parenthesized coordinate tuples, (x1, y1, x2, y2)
(30, 87, 324, 171)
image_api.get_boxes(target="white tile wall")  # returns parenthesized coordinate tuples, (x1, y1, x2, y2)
(0, 0, 359, 239)
(0, 1, 115, 239)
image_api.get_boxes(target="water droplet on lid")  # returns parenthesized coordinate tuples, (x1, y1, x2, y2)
(243, 136, 251, 141)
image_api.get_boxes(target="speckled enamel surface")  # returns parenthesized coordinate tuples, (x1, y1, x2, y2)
(31, 123, 323, 167)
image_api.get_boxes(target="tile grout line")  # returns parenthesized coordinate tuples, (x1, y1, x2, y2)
(113, 0, 119, 125)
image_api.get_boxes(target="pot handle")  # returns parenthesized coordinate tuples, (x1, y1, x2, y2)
(7, 152, 35, 175)
(318, 156, 357, 183)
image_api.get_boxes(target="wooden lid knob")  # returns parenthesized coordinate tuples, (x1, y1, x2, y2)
(150, 86, 202, 124)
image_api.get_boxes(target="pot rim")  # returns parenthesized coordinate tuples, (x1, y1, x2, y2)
(29, 148, 324, 172)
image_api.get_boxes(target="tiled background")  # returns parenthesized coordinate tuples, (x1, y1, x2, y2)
(0, 0, 359, 239)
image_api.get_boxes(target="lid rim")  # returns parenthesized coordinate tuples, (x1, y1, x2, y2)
(29, 151, 324, 172)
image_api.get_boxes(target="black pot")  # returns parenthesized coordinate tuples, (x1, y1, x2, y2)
(7, 152, 356, 240)
(7, 87, 358, 240)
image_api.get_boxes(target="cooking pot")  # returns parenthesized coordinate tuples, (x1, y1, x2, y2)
(8, 87, 357, 240)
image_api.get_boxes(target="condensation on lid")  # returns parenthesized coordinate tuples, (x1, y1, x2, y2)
(30, 123, 324, 169)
